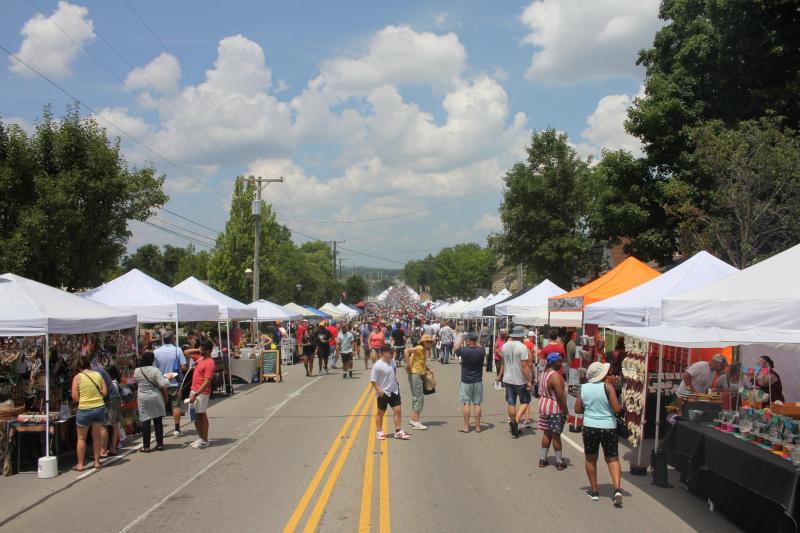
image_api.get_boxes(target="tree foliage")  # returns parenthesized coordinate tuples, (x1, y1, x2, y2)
(667, 118, 800, 268)
(0, 105, 167, 289)
(343, 274, 368, 303)
(121, 244, 209, 286)
(493, 129, 599, 288)
(432, 244, 496, 300)
(206, 179, 339, 305)
(400, 255, 436, 292)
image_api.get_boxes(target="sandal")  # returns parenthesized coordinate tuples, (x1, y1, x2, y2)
(72, 466, 86, 472)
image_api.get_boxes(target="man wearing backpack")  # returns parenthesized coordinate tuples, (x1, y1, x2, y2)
(154, 332, 188, 438)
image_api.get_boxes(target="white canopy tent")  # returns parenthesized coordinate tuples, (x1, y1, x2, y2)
(442, 300, 471, 319)
(336, 302, 360, 317)
(0, 273, 138, 471)
(83, 269, 218, 323)
(494, 279, 566, 316)
(459, 296, 486, 319)
(173, 277, 256, 321)
(248, 299, 302, 321)
(662, 242, 800, 332)
(464, 290, 513, 319)
(584, 251, 738, 327)
(515, 309, 583, 327)
(375, 285, 420, 302)
(320, 303, 348, 320)
(284, 302, 320, 319)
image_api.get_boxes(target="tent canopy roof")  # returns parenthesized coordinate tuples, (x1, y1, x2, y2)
(248, 300, 301, 321)
(320, 303, 348, 319)
(83, 269, 219, 323)
(584, 251, 738, 327)
(550, 256, 660, 309)
(0, 273, 137, 336)
(284, 302, 319, 318)
(173, 277, 256, 321)
(302, 305, 331, 318)
(662, 243, 800, 331)
(494, 280, 565, 316)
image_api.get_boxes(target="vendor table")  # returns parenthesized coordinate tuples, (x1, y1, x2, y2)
(230, 358, 257, 384)
(12, 417, 76, 473)
(662, 421, 799, 533)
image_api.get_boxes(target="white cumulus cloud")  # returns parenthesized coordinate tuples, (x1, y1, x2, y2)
(125, 52, 181, 95)
(520, 0, 662, 84)
(9, 1, 95, 79)
(575, 89, 644, 159)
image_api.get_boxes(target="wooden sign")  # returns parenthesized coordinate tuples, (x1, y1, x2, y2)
(260, 349, 282, 382)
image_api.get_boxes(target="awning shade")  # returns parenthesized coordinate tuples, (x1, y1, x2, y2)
(248, 300, 302, 321)
(0, 273, 137, 336)
(173, 277, 256, 321)
(495, 280, 566, 316)
(83, 269, 219, 323)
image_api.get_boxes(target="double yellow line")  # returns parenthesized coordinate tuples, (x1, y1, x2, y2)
(283, 384, 391, 533)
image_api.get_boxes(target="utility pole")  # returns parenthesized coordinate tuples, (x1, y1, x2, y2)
(329, 240, 345, 281)
(243, 175, 284, 303)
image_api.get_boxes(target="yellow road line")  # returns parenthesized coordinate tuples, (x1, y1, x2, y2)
(283, 384, 372, 533)
(380, 412, 391, 533)
(358, 402, 378, 532)
(303, 389, 373, 533)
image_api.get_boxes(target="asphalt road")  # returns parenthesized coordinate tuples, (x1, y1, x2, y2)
(0, 354, 740, 533)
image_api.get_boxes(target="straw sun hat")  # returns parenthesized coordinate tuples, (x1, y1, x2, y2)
(587, 362, 611, 383)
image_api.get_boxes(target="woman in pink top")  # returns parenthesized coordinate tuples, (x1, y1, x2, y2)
(494, 329, 508, 375)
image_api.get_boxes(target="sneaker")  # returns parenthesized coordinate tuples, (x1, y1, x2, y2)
(587, 491, 600, 502)
(173, 430, 184, 438)
(538, 459, 548, 468)
(612, 490, 623, 507)
(348, 371, 353, 378)
(376, 431, 386, 441)
(409, 421, 428, 430)
(394, 430, 411, 440)
(510, 420, 519, 438)
(190, 438, 203, 447)
(343, 373, 347, 379)
(556, 462, 567, 471)
(191, 440, 208, 449)
(520, 421, 532, 429)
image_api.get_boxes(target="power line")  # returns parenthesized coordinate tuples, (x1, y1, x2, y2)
(140, 220, 213, 249)
(0, 44, 225, 199)
(151, 216, 218, 244)
(27, 0, 241, 172)
(158, 207, 223, 234)
(120, 0, 278, 164)
(275, 178, 502, 224)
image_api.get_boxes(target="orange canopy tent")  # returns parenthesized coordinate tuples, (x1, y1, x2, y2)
(549, 256, 661, 311)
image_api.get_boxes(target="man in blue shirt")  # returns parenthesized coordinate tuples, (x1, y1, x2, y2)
(154, 332, 188, 437)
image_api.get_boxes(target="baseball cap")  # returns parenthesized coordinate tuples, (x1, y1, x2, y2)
(509, 326, 527, 339)
(467, 332, 479, 341)
(546, 352, 563, 365)
(711, 354, 728, 365)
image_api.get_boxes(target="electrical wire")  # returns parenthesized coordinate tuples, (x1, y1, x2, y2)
(150, 216, 218, 244)
(139, 220, 214, 249)
(0, 44, 225, 199)
(27, 0, 241, 172)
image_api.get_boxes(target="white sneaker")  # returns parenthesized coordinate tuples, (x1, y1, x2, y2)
(191, 440, 209, 449)
(409, 421, 428, 430)
(173, 430, 184, 438)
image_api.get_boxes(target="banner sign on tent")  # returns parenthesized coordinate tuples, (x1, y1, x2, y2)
(549, 296, 583, 311)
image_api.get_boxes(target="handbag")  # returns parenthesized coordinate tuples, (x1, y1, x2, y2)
(422, 370, 436, 395)
(604, 384, 629, 438)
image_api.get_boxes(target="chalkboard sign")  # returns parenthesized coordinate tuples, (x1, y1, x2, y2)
(260, 349, 281, 382)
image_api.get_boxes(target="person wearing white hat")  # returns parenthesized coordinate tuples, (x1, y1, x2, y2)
(575, 361, 623, 506)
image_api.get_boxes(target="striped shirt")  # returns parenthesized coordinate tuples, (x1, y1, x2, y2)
(538, 369, 563, 416)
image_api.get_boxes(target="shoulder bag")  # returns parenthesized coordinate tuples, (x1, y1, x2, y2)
(604, 384, 629, 439)
(82, 371, 110, 408)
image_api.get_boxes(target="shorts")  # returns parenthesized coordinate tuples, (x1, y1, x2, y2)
(193, 393, 210, 414)
(582, 426, 619, 458)
(377, 392, 401, 411)
(165, 386, 182, 413)
(408, 373, 424, 412)
(504, 383, 531, 405)
(106, 399, 123, 425)
(538, 413, 566, 434)
(340, 352, 353, 363)
(77, 406, 107, 427)
(459, 382, 483, 405)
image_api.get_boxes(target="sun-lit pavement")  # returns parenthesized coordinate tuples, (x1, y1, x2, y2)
(0, 356, 738, 533)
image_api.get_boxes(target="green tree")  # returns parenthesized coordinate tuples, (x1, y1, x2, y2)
(493, 129, 599, 288)
(667, 118, 800, 268)
(343, 274, 368, 303)
(0, 105, 167, 289)
(590, 150, 675, 264)
(174, 245, 210, 284)
(431, 244, 496, 299)
(121, 244, 164, 281)
(121, 243, 210, 285)
(207, 178, 294, 302)
(400, 255, 436, 292)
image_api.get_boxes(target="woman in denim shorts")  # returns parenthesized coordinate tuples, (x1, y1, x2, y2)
(70, 356, 108, 471)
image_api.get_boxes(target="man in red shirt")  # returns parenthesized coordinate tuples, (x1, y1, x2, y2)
(327, 320, 339, 369)
(541, 329, 567, 377)
(189, 339, 215, 448)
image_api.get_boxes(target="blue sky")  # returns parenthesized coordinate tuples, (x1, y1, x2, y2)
(1, 0, 660, 267)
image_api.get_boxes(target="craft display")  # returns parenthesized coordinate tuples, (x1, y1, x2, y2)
(622, 337, 648, 446)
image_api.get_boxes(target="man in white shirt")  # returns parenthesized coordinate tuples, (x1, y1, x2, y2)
(337, 324, 356, 380)
(370, 344, 411, 441)
(495, 326, 532, 438)
(677, 354, 728, 395)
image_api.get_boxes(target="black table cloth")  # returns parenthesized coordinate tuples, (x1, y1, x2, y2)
(661, 421, 799, 533)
